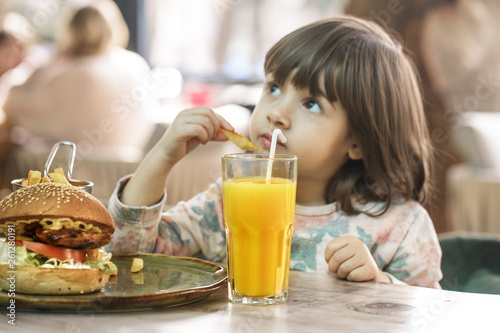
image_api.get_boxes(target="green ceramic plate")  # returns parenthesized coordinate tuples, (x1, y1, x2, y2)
(0, 254, 227, 312)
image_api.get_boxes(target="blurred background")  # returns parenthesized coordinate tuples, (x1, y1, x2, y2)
(1, 0, 500, 242)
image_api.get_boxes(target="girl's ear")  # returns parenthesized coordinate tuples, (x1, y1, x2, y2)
(348, 142, 363, 160)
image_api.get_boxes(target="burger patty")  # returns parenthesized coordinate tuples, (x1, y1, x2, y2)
(35, 228, 112, 249)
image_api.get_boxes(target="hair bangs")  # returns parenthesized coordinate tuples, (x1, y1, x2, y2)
(264, 25, 344, 102)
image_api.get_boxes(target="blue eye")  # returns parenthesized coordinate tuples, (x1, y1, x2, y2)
(268, 84, 281, 96)
(304, 99, 322, 113)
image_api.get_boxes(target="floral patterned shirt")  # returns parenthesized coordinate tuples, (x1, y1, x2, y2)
(106, 176, 443, 288)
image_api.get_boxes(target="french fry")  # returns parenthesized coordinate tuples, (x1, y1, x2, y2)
(86, 248, 100, 261)
(21, 167, 72, 187)
(130, 258, 144, 273)
(48, 172, 70, 185)
(220, 129, 260, 151)
(54, 167, 65, 176)
(28, 170, 42, 185)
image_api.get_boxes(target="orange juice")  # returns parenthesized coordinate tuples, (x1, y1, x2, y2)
(223, 177, 296, 299)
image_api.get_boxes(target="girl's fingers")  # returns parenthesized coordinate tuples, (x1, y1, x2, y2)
(194, 107, 235, 134)
(181, 107, 234, 142)
(324, 237, 350, 262)
(180, 123, 210, 145)
(216, 113, 234, 132)
(175, 115, 216, 143)
(337, 255, 363, 280)
(212, 130, 230, 142)
(326, 245, 355, 274)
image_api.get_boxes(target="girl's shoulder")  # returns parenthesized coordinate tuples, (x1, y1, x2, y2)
(295, 199, 432, 229)
(362, 199, 430, 220)
(369, 200, 433, 232)
(297, 199, 428, 217)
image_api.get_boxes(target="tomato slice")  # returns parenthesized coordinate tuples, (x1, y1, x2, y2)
(15, 240, 86, 263)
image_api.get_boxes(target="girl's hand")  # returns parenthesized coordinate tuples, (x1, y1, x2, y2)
(324, 235, 391, 283)
(120, 107, 233, 207)
(157, 107, 234, 167)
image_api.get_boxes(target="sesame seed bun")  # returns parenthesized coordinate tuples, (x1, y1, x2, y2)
(0, 183, 114, 249)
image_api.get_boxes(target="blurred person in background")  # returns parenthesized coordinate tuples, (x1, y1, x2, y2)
(0, 23, 29, 121)
(0, 29, 26, 196)
(2, 0, 155, 155)
(0, 30, 25, 78)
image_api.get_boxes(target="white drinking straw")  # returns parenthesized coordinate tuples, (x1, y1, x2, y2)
(266, 129, 287, 183)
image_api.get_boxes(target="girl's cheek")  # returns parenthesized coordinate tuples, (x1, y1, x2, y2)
(248, 117, 259, 140)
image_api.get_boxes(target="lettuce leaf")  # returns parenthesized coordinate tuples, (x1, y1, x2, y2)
(0, 241, 45, 266)
(0, 241, 115, 272)
(88, 261, 117, 274)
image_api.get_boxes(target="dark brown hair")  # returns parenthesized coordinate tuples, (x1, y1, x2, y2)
(265, 16, 434, 216)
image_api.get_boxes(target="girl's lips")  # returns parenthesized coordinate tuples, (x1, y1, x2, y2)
(260, 134, 285, 150)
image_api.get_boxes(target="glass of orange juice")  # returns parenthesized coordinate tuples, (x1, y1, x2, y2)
(222, 153, 297, 305)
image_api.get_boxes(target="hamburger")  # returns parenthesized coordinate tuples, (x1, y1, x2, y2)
(0, 182, 116, 295)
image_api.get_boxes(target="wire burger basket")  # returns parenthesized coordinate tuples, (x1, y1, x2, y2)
(11, 141, 94, 193)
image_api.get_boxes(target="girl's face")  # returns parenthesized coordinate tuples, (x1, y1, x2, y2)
(249, 74, 361, 203)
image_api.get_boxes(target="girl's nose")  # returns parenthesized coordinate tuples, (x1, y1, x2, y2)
(267, 106, 291, 129)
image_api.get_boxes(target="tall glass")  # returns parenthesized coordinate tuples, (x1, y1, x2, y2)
(222, 153, 297, 305)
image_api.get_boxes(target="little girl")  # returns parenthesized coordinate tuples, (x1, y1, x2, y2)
(106, 16, 442, 288)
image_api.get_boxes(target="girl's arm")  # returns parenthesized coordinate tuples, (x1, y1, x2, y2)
(324, 205, 442, 287)
(154, 179, 227, 262)
(106, 176, 227, 263)
(384, 208, 443, 288)
(120, 107, 233, 207)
